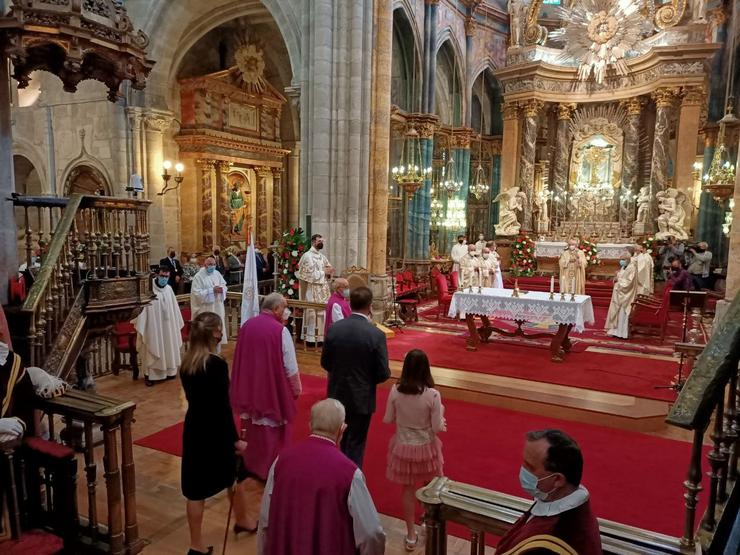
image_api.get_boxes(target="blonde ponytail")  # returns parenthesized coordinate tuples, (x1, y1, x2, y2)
(180, 312, 222, 375)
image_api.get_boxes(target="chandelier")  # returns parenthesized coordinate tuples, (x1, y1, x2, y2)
(442, 198, 466, 230)
(470, 136, 489, 200)
(431, 196, 444, 230)
(702, 105, 738, 203)
(391, 127, 432, 198)
(440, 149, 463, 194)
(722, 199, 735, 237)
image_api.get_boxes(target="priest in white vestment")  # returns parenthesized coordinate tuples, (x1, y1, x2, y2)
(559, 238, 587, 295)
(296, 234, 333, 343)
(459, 244, 481, 289)
(474, 233, 487, 254)
(634, 245, 655, 296)
(482, 248, 503, 288)
(450, 235, 467, 274)
(605, 253, 638, 339)
(190, 256, 228, 347)
(133, 266, 184, 385)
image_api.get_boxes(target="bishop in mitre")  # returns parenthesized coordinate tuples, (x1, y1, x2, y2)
(559, 238, 586, 295)
(605, 253, 638, 339)
(296, 233, 333, 343)
(459, 244, 481, 289)
(633, 244, 655, 296)
(133, 266, 184, 386)
(190, 256, 228, 347)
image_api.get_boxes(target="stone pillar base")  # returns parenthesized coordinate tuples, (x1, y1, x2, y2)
(369, 274, 391, 324)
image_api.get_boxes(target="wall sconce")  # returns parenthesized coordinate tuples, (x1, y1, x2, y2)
(158, 160, 184, 196)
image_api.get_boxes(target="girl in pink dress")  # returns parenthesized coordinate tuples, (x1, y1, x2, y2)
(383, 349, 446, 551)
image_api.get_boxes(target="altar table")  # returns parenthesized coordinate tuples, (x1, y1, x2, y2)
(448, 288, 595, 362)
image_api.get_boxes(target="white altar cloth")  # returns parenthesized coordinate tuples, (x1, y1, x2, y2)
(448, 288, 595, 333)
(535, 241, 631, 260)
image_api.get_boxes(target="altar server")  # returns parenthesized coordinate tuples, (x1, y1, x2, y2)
(324, 278, 351, 335)
(634, 244, 654, 296)
(231, 293, 302, 482)
(133, 266, 184, 386)
(450, 235, 467, 274)
(190, 256, 228, 347)
(558, 238, 586, 295)
(605, 253, 638, 339)
(474, 233, 487, 254)
(297, 234, 333, 343)
(459, 244, 481, 289)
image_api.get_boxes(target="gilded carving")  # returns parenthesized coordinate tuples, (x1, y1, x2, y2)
(654, 0, 687, 30)
(620, 97, 644, 116)
(652, 87, 680, 108)
(681, 86, 705, 106)
(556, 103, 577, 121)
(522, 99, 543, 119)
(502, 102, 520, 121)
(523, 0, 548, 46)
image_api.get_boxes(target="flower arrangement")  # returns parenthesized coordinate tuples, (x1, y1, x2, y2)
(511, 232, 536, 277)
(578, 237, 600, 267)
(277, 227, 309, 297)
(641, 235, 656, 256)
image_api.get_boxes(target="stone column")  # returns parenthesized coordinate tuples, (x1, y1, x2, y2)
(715, 147, 740, 324)
(552, 103, 576, 227)
(126, 109, 143, 179)
(0, 60, 16, 304)
(196, 159, 217, 252)
(500, 101, 521, 192)
(256, 166, 272, 247)
(649, 88, 679, 222)
(272, 167, 283, 242)
(518, 99, 543, 231)
(286, 142, 300, 228)
(674, 86, 704, 201)
(407, 116, 438, 260)
(620, 98, 643, 229)
(143, 112, 175, 259)
(452, 128, 473, 239)
(423, 1, 440, 113)
(367, 0, 392, 274)
(215, 161, 232, 248)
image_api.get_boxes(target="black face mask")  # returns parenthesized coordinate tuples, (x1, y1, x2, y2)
(695, 248, 704, 253)
(169, 251, 176, 258)
(458, 239, 464, 244)
(315, 242, 324, 250)
(214, 250, 220, 256)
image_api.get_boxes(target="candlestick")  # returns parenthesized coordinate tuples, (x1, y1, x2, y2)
(571, 277, 576, 295)
(549, 275, 554, 294)
(560, 291, 566, 301)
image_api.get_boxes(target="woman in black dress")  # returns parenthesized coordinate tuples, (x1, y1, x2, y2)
(180, 312, 255, 555)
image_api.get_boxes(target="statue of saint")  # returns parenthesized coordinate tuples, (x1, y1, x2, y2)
(692, 0, 706, 22)
(635, 186, 650, 223)
(508, 0, 524, 47)
(493, 186, 526, 236)
(229, 181, 248, 234)
(656, 188, 689, 240)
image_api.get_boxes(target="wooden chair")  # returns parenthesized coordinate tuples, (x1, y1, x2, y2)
(434, 273, 453, 319)
(111, 322, 139, 379)
(180, 306, 192, 343)
(630, 283, 673, 342)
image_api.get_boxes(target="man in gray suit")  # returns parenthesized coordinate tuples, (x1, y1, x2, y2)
(321, 286, 390, 467)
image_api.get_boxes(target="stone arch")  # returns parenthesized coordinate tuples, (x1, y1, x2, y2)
(470, 68, 503, 136)
(12, 140, 47, 193)
(12, 154, 46, 262)
(61, 161, 113, 196)
(434, 38, 465, 126)
(392, 6, 423, 112)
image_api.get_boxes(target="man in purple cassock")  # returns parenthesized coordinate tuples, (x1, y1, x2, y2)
(257, 398, 386, 555)
(230, 292, 302, 483)
(324, 277, 351, 336)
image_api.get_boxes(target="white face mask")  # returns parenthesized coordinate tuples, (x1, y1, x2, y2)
(483, 254, 490, 259)
(282, 308, 291, 321)
(569, 244, 576, 250)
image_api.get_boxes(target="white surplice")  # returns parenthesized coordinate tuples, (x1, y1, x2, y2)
(190, 267, 228, 345)
(605, 262, 638, 339)
(459, 253, 481, 289)
(450, 242, 467, 274)
(296, 247, 331, 342)
(635, 252, 655, 296)
(133, 280, 184, 381)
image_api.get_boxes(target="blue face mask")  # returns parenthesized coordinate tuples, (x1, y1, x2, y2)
(342, 288, 350, 299)
(619, 259, 628, 268)
(206, 265, 216, 274)
(157, 277, 169, 288)
(519, 466, 557, 501)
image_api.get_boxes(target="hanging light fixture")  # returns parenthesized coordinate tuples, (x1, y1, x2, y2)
(391, 127, 432, 198)
(442, 198, 467, 229)
(440, 135, 463, 194)
(469, 76, 490, 200)
(702, 103, 738, 203)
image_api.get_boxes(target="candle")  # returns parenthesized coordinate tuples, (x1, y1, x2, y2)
(550, 275, 554, 293)
(571, 277, 576, 295)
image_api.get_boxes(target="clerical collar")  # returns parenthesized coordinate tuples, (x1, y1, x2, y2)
(530, 485, 589, 517)
(310, 434, 337, 445)
(351, 311, 371, 322)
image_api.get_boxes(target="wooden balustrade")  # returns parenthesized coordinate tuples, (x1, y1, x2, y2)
(13, 194, 151, 373)
(666, 293, 740, 552)
(35, 390, 143, 555)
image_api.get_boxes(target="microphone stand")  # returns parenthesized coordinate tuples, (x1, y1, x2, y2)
(384, 271, 405, 332)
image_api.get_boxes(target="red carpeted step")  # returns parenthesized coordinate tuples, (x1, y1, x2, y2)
(135, 374, 705, 539)
(0, 530, 64, 554)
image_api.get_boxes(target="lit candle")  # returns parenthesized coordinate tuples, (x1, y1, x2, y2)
(550, 275, 554, 293)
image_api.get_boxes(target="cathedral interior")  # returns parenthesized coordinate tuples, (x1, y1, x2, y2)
(1, 0, 740, 554)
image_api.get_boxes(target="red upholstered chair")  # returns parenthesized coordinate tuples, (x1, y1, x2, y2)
(180, 306, 192, 343)
(111, 322, 139, 379)
(630, 283, 673, 342)
(434, 273, 453, 319)
(395, 272, 407, 297)
(450, 271, 460, 292)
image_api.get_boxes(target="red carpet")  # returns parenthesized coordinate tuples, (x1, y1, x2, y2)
(386, 328, 680, 402)
(135, 374, 704, 538)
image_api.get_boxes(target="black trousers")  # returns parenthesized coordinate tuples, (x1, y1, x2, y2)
(340, 412, 372, 468)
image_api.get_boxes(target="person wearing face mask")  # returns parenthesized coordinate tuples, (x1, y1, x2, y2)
(231, 293, 302, 489)
(497, 429, 602, 554)
(474, 232, 487, 254)
(450, 235, 468, 275)
(633, 244, 654, 296)
(296, 234, 334, 343)
(481, 247, 503, 289)
(666, 258, 692, 291)
(459, 243, 481, 289)
(132, 266, 184, 386)
(325, 278, 351, 336)
(604, 252, 638, 339)
(686, 241, 712, 290)
(159, 246, 184, 292)
(190, 256, 229, 348)
(258, 399, 385, 555)
(558, 238, 586, 295)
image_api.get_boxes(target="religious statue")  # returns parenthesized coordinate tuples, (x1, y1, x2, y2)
(655, 188, 689, 240)
(535, 188, 551, 233)
(508, 0, 524, 47)
(493, 186, 526, 236)
(692, 0, 707, 22)
(229, 180, 248, 234)
(635, 186, 650, 223)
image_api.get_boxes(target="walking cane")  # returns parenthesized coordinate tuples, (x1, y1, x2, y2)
(222, 418, 248, 555)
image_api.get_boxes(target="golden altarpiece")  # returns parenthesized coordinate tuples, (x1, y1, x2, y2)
(175, 55, 289, 254)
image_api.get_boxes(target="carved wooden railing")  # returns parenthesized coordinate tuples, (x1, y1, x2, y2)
(667, 294, 740, 553)
(13, 194, 152, 376)
(417, 477, 685, 554)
